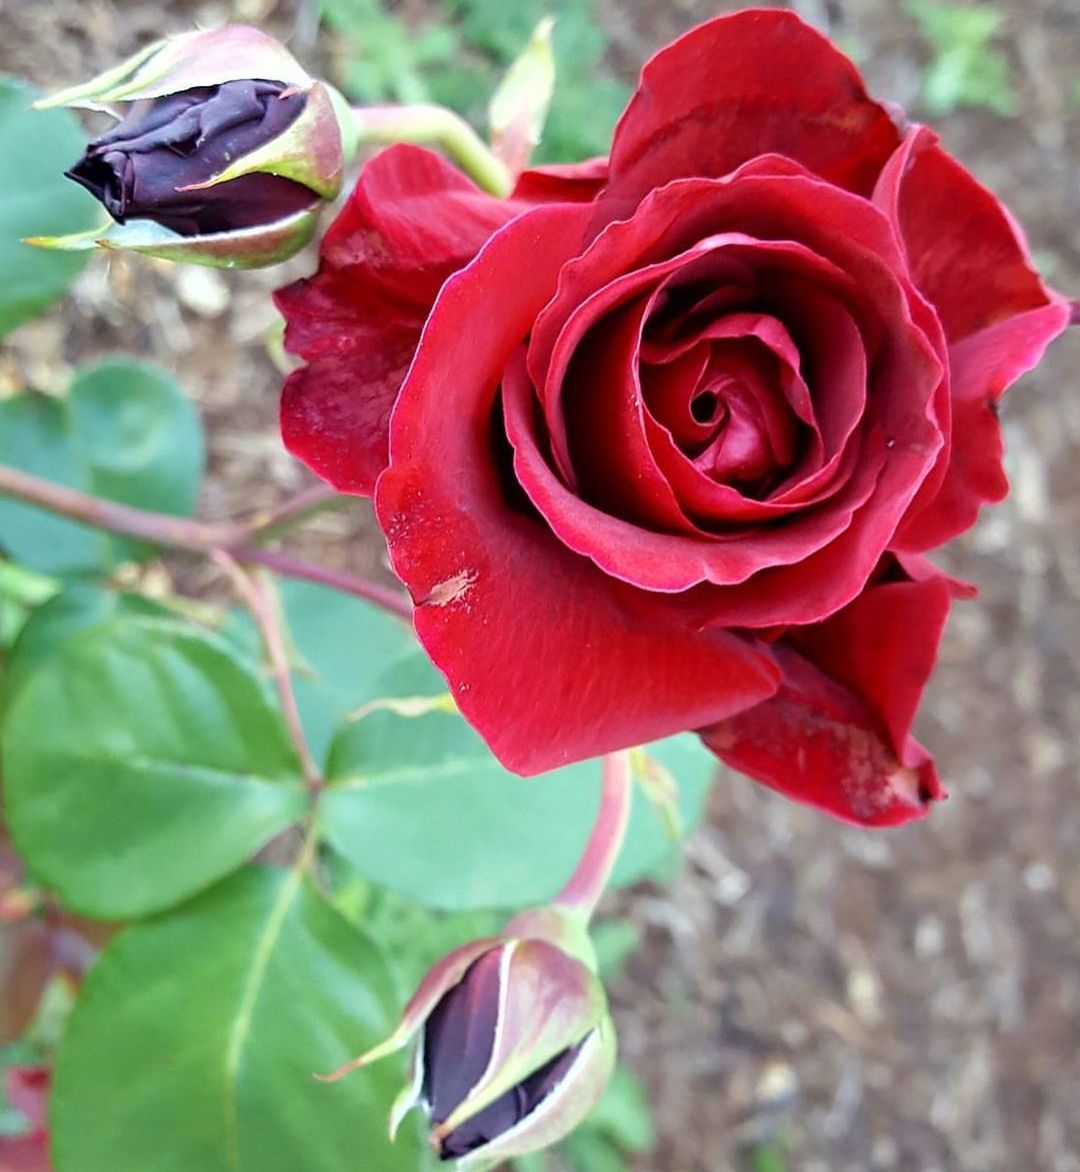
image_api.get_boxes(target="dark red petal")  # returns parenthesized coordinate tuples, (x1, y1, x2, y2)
(702, 574, 953, 826)
(507, 334, 887, 593)
(604, 9, 899, 216)
(875, 127, 1058, 343)
(893, 302, 1071, 551)
(376, 204, 780, 774)
(512, 157, 609, 204)
(274, 144, 520, 494)
(518, 170, 944, 606)
(278, 332, 419, 495)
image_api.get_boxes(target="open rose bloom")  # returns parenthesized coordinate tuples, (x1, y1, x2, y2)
(276, 10, 1073, 828)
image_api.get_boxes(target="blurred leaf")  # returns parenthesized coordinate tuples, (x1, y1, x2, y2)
(0, 562, 58, 651)
(319, 654, 714, 910)
(908, 1, 1018, 115)
(0, 583, 168, 715)
(51, 866, 430, 1172)
(321, 858, 503, 991)
(0, 76, 100, 337)
(582, 1066, 655, 1153)
(746, 1138, 791, 1172)
(319, 0, 627, 164)
(224, 579, 418, 767)
(0, 359, 204, 575)
(319, 0, 454, 104)
(591, 919, 641, 982)
(3, 618, 306, 919)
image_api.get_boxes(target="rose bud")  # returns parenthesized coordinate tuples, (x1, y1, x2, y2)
(321, 920, 616, 1168)
(29, 27, 355, 268)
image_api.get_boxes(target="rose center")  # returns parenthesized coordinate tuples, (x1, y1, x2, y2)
(690, 389, 721, 424)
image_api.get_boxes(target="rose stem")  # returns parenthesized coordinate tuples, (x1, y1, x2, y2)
(214, 552, 322, 790)
(552, 750, 634, 923)
(351, 104, 513, 198)
(0, 463, 413, 622)
(229, 545, 413, 621)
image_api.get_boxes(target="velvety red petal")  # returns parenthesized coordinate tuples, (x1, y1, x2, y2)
(875, 127, 1057, 343)
(512, 158, 609, 204)
(376, 205, 781, 774)
(893, 301, 1072, 551)
(274, 144, 521, 493)
(644, 286, 869, 524)
(506, 332, 887, 593)
(604, 8, 899, 216)
(702, 574, 953, 826)
(518, 174, 942, 609)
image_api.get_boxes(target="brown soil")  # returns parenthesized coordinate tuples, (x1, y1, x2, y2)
(2, 1, 1079, 1170)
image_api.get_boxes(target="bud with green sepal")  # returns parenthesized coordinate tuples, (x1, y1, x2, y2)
(321, 753, 634, 1168)
(488, 17, 557, 177)
(28, 26, 358, 269)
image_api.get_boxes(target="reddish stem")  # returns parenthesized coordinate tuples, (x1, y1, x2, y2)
(553, 751, 633, 922)
(231, 547, 413, 622)
(214, 553, 322, 789)
(0, 464, 413, 621)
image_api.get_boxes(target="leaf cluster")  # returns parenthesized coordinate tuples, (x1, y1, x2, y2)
(0, 66, 681, 1172)
(907, 1, 1018, 116)
(318, 0, 630, 163)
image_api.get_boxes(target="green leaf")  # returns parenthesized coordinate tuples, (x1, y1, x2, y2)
(0, 359, 204, 574)
(0, 583, 167, 714)
(225, 579, 418, 767)
(0, 76, 100, 337)
(0, 560, 58, 650)
(3, 617, 306, 919)
(907, 1, 1018, 115)
(319, 660, 715, 910)
(52, 866, 429, 1172)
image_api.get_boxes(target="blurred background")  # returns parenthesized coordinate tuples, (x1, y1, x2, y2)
(1, 0, 1079, 1169)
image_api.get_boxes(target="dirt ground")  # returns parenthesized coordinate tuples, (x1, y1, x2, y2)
(2, 0, 1079, 1169)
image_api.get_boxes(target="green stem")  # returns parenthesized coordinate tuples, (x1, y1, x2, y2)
(351, 104, 513, 198)
(552, 751, 633, 923)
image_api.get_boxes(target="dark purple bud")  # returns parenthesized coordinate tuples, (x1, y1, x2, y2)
(433, 1036, 584, 1160)
(66, 80, 317, 236)
(320, 932, 615, 1169)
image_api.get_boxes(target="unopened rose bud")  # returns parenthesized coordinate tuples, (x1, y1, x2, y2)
(322, 919, 616, 1169)
(29, 27, 356, 268)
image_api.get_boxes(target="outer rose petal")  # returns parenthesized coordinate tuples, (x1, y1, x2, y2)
(604, 9, 899, 216)
(893, 302, 1071, 551)
(274, 144, 522, 493)
(875, 129, 1072, 550)
(376, 205, 781, 775)
(876, 127, 1058, 343)
(701, 574, 953, 826)
(512, 158, 609, 205)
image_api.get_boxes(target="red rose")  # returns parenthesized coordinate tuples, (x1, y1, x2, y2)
(276, 11, 1071, 826)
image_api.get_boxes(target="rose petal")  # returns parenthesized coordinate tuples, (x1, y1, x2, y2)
(515, 172, 943, 605)
(507, 345, 886, 594)
(876, 126, 1057, 343)
(604, 9, 899, 216)
(376, 204, 781, 774)
(893, 301, 1072, 551)
(643, 292, 871, 522)
(275, 144, 521, 493)
(701, 573, 953, 826)
(512, 158, 609, 205)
